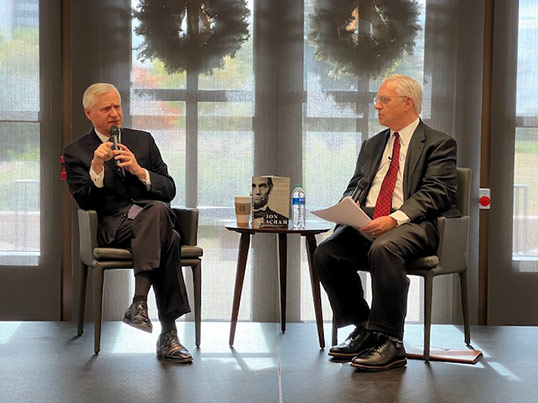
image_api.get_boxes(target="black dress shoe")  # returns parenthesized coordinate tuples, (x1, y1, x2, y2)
(329, 327, 378, 358)
(123, 301, 153, 333)
(156, 330, 193, 364)
(350, 334, 407, 371)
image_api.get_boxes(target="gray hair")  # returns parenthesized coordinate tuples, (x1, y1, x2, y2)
(82, 83, 121, 109)
(384, 74, 423, 115)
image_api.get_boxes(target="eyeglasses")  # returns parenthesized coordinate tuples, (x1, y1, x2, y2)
(373, 95, 407, 105)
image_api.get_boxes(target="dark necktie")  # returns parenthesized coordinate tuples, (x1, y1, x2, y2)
(373, 132, 400, 219)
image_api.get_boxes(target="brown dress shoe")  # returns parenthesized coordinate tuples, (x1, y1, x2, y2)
(156, 330, 193, 364)
(123, 301, 153, 333)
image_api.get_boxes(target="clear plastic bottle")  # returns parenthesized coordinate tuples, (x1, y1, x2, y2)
(292, 184, 305, 229)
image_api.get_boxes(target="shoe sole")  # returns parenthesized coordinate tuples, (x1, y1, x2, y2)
(328, 348, 371, 359)
(350, 358, 407, 372)
(157, 353, 193, 365)
(122, 318, 153, 333)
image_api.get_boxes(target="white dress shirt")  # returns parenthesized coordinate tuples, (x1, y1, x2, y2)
(364, 118, 420, 225)
(89, 128, 151, 190)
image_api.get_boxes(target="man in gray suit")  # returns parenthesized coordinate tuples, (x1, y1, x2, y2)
(314, 74, 459, 371)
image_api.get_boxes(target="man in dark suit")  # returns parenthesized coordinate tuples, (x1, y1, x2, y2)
(314, 74, 458, 371)
(64, 83, 192, 363)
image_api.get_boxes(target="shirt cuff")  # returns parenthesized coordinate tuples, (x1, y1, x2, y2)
(140, 169, 151, 190)
(390, 210, 410, 226)
(89, 167, 104, 188)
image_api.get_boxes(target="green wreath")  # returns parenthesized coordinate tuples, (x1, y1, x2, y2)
(309, 0, 420, 79)
(133, 0, 250, 75)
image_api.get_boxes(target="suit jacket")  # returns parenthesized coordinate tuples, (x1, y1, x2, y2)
(343, 120, 460, 226)
(63, 128, 176, 244)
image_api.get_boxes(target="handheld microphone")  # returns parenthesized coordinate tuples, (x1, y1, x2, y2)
(109, 126, 125, 177)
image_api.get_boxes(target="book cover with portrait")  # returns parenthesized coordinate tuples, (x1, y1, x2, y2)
(251, 176, 290, 228)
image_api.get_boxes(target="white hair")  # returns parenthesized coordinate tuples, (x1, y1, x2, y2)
(82, 83, 121, 109)
(384, 74, 423, 115)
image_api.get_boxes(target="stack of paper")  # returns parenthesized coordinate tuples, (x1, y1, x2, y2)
(311, 196, 372, 240)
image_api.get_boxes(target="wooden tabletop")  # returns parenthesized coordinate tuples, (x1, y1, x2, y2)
(225, 222, 332, 235)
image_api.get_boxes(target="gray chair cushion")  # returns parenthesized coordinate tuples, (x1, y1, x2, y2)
(181, 246, 203, 258)
(93, 248, 132, 260)
(93, 246, 203, 260)
(406, 255, 439, 271)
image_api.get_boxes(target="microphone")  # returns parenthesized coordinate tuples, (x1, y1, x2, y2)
(351, 177, 369, 202)
(109, 126, 125, 177)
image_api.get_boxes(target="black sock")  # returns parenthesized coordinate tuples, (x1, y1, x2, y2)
(132, 295, 147, 303)
(133, 271, 152, 303)
(160, 319, 177, 335)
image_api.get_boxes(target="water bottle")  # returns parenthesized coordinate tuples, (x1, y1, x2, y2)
(292, 184, 305, 229)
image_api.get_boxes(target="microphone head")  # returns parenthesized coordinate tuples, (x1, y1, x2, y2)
(109, 125, 119, 137)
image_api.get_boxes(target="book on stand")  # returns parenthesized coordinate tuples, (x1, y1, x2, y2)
(251, 175, 290, 228)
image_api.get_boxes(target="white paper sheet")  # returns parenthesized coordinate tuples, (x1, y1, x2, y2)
(311, 196, 373, 240)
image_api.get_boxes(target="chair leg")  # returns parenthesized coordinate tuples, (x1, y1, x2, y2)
(94, 266, 105, 354)
(77, 263, 89, 336)
(191, 261, 202, 348)
(423, 273, 433, 361)
(331, 316, 338, 347)
(459, 270, 471, 345)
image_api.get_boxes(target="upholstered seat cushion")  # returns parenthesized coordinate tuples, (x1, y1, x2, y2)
(406, 255, 439, 271)
(93, 246, 203, 260)
(181, 246, 203, 258)
(94, 248, 132, 260)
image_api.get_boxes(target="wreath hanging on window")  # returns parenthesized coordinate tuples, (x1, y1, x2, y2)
(133, 0, 250, 75)
(309, 0, 420, 79)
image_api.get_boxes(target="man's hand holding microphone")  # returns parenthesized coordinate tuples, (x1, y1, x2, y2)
(91, 126, 146, 180)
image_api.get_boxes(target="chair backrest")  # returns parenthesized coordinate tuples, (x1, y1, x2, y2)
(78, 209, 99, 266)
(456, 167, 472, 216)
(173, 208, 199, 246)
(434, 167, 472, 271)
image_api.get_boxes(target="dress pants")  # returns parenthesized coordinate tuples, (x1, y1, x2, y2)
(106, 200, 191, 322)
(314, 222, 437, 340)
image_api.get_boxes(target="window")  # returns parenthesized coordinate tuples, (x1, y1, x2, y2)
(0, 0, 40, 266)
(130, 0, 255, 320)
(301, 0, 427, 321)
(125, 0, 459, 324)
(514, 0, 538, 262)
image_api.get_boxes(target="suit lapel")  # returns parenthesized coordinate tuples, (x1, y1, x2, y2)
(368, 130, 390, 183)
(403, 122, 426, 197)
(357, 130, 389, 205)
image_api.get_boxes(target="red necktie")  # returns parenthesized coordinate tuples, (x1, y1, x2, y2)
(373, 132, 400, 219)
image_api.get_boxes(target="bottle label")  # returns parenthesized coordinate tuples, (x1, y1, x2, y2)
(299, 198, 305, 206)
(292, 197, 299, 205)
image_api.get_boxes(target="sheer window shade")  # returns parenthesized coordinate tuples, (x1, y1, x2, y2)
(130, 0, 255, 321)
(0, 0, 40, 265)
(514, 0, 538, 264)
(70, 0, 482, 326)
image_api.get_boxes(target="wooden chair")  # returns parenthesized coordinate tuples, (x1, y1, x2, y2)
(77, 207, 203, 354)
(332, 167, 472, 361)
